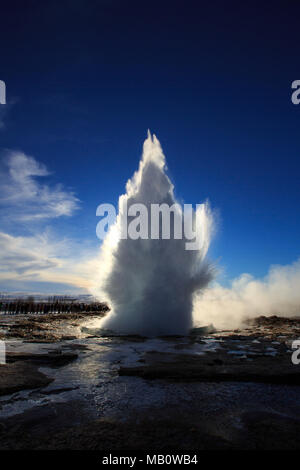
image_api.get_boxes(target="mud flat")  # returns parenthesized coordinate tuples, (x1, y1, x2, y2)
(0, 310, 106, 342)
(0, 314, 300, 449)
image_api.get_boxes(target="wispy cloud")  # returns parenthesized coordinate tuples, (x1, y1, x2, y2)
(0, 230, 98, 292)
(0, 150, 94, 294)
(0, 151, 80, 222)
(0, 231, 62, 275)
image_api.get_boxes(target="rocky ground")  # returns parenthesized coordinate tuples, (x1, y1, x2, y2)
(0, 313, 300, 450)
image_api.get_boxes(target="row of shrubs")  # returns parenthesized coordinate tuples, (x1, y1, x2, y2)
(0, 299, 109, 315)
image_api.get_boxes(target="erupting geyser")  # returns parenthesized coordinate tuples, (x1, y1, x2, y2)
(92, 131, 214, 336)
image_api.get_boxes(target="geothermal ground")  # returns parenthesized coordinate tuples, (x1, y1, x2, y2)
(0, 312, 300, 450)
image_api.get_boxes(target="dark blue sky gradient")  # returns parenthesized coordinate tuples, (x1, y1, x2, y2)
(1, 0, 300, 282)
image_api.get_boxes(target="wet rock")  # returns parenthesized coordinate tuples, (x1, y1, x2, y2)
(41, 386, 79, 395)
(119, 351, 300, 385)
(0, 413, 235, 450)
(190, 324, 217, 335)
(242, 410, 300, 450)
(0, 400, 92, 442)
(62, 343, 90, 351)
(23, 339, 58, 343)
(6, 351, 78, 367)
(81, 326, 145, 340)
(0, 362, 53, 396)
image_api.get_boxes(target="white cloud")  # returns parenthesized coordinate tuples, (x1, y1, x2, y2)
(0, 230, 98, 292)
(0, 150, 93, 294)
(0, 231, 61, 275)
(0, 151, 80, 221)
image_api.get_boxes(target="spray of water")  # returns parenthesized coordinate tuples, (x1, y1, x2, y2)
(92, 131, 214, 336)
(193, 258, 300, 329)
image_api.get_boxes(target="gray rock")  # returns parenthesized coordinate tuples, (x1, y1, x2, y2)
(0, 362, 53, 396)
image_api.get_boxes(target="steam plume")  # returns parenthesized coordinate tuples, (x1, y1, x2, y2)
(193, 258, 300, 329)
(92, 131, 214, 336)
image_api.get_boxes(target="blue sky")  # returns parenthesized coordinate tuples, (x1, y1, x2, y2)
(0, 0, 299, 294)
